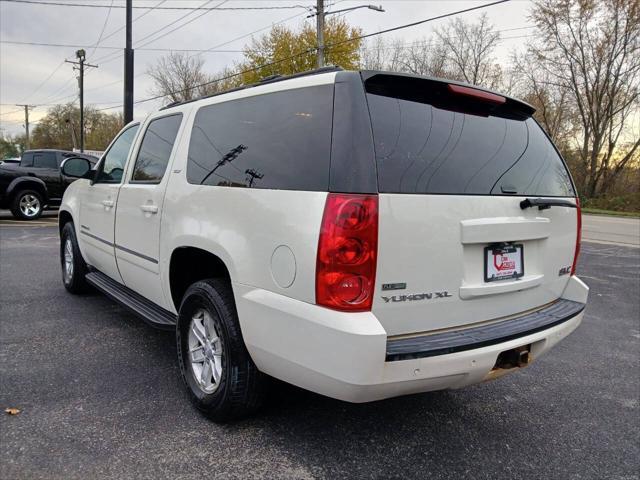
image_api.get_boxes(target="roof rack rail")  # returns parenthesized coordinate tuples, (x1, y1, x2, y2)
(159, 66, 343, 110)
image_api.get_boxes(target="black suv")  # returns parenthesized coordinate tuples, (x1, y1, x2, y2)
(0, 149, 97, 220)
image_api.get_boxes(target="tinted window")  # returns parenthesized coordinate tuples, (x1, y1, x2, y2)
(20, 152, 34, 167)
(187, 85, 333, 190)
(32, 152, 58, 169)
(132, 114, 182, 183)
(95, 124, 139, 183)
(366, 81, 575, 197)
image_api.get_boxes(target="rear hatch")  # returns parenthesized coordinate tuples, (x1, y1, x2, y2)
(364, 73, 579, 336)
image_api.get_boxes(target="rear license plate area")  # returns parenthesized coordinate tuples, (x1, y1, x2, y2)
(484, 243, 524, 282)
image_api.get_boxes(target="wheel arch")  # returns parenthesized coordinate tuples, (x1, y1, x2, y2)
(169, 246, 233, 311)
(58, 209, 74, 234)
(7, 177, 49, 203)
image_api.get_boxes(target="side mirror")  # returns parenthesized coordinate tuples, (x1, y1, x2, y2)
(61, 157, 93, 179)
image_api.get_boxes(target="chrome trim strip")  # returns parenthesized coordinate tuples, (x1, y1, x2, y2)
(79, 230, 159, 264)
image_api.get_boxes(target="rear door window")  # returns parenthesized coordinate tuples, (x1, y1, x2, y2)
(131, 114, 182, 184)
(32, 152, 58, 169)
(20, 152, 34, 167)
(187, 85, 333, 191)
(365, 76, 575, 197)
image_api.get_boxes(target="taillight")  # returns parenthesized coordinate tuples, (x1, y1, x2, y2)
(571, 197, 582, 275)
(447, 84, 506, 105)
(316, 193, 378, 312)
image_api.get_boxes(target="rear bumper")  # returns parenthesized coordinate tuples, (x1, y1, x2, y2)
(234, 276, 588, 403)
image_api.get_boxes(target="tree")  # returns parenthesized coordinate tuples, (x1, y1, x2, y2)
(360, 36, 449, 77)
(238, 17, 363, 84)
(147, 52, 211, 104)
(0, 135, 20, 159)
(530, 0, 640, 197)
(435, 13, 503, 89)
(30, 104, 123, 151)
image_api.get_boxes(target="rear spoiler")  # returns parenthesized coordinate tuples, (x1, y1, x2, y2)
(360, 71, 535, 120)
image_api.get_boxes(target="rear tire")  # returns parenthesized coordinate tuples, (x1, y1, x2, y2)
(10, 190, 43, 220)
(60, 222, 90, 294)
(177, 279, 267, 422)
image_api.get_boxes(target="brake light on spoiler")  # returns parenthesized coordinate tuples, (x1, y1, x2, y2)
(447, 84, 506, 105)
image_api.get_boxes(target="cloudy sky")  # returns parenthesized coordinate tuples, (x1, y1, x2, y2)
(0, 0, 535, 137)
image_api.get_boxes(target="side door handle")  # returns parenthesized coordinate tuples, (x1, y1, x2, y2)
(140, 204, 158, 214)
(102, 199, 114, 208)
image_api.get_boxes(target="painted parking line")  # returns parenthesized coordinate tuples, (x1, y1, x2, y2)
(0, 219, 57, 227)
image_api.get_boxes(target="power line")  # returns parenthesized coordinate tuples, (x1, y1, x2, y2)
(136, 0, 230, 49)
(19, 60, 66, 103)
(0, 0, 308, 10)
(90, 1, 309, 68)
(89, 0, 225, 65)
(88, 0, 115, 59)
(86, 0, 228, 64)
(97, 0, 512, 113)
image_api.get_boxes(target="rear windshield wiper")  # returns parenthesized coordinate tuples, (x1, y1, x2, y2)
(520, 198, 578, 210)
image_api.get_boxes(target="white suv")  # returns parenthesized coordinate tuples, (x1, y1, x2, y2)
(59, 68, 589, 421)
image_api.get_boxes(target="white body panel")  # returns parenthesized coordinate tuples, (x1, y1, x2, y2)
(374, 194, 577, 335)
(77, 182, 122, 282)
(234, 277, 587, 402)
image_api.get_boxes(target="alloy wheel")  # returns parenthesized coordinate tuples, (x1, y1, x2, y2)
(63, 238, 74, 283)
(19, 194, 41, 218)
(188, 309, 224, 394)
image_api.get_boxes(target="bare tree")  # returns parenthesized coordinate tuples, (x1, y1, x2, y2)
(359, 37, 406, 71)
(359, 36, 450, 77)
(147, 52, 209, 104)
(530, 0, 640, 197)
(512, 50, 578, 147)
(436, 13, 502, 88)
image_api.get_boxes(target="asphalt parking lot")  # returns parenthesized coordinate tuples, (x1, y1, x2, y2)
(0, 220, 638, 479)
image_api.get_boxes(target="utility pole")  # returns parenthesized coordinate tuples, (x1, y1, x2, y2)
(16, 104, 34, 149)
(316, 0, 325, 68)
(124, 0, 134, 124)
(66, 49, 97, 153)
(310, 3, 384, 69)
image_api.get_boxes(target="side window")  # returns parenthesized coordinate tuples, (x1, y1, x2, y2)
(32, 152, 58, 169)
(186, 85, 333, 191)
(131, 114, 183, 184)
(20, 152, 34, 167)
(95, 124, 140, 184)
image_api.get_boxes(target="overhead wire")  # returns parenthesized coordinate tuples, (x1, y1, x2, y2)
(96, 0, 512, 112)
(88, 0, 115, 59)
(0, 0, 307, 10)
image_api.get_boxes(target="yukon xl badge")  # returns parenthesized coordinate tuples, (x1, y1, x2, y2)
(382, 291, 453, 303)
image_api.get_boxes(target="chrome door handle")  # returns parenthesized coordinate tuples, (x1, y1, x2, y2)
(102, 199, 114, 207)
(140, 204, 158, 214)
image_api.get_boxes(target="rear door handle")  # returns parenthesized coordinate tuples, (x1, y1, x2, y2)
(140, 204, 158, 214)
(102, 199, 114, 208)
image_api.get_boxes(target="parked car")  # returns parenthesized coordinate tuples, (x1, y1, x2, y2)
(59, 68, 589, 421)
(0, 149, 98, 219)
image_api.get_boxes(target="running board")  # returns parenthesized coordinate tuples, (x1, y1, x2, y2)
(85, 271, 176, 330)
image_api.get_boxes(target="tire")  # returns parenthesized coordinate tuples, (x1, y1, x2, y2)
(10, 189, 44, 220)
(177, 279, 267, 422)
(60, 222, 90, 294)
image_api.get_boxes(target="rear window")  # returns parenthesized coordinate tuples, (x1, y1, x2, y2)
(187, 85, 333, 191)
(365, 76, 575, 197)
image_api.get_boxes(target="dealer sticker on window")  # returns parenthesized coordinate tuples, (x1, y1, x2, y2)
(484, 244, 524, 282)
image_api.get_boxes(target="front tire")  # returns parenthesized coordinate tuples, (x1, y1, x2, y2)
(11, 190, 43, 220)
(60, 222, 90, 294)
(177, 279, 267, 422)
